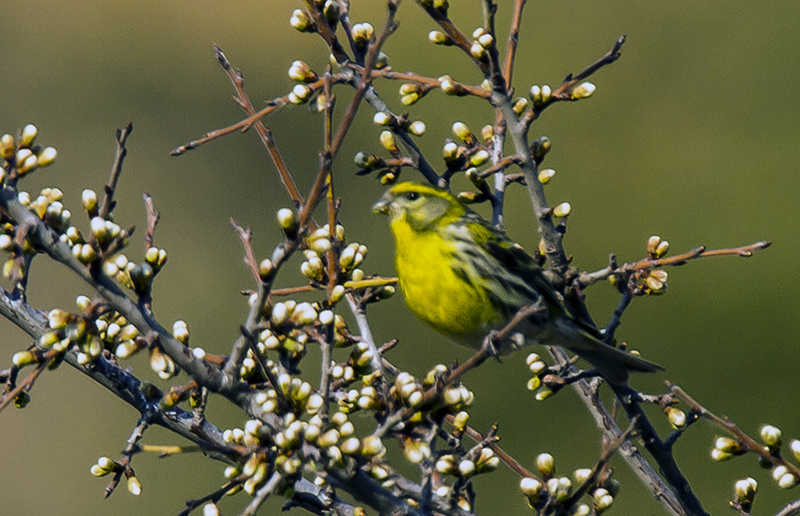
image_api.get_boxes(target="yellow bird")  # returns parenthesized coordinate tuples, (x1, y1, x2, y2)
(373, 182, 662, 384)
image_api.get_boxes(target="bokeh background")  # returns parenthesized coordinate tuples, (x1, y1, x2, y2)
(1, 1, 798, 514)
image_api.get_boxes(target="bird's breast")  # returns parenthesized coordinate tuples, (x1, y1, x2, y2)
(391, 222, 498, 347)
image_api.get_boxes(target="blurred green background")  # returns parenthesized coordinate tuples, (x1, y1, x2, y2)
(1, 1, 798, 514)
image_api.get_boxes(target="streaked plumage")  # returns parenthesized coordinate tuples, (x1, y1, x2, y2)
(373, 182, 662, 384)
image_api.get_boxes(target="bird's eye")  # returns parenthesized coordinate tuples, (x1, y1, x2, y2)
(404, 192, 420, 201)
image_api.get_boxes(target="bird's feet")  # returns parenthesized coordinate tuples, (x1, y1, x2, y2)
(480, 331, 503, 362)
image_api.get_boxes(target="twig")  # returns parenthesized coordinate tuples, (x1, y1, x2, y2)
(0, 359, 48, 413)
(578, 241, 772, 287)
(240, 472, 283, 516)
(211, 45, 304, 206)
(99, 122, 133, 219)
(178, 478, 247, 516)
(775, 500, 800, 516)
(670, 383, 800, 477)
(346, 293, 384, 375)
(142, 193, 160, 250)
(562, 416, 640, 509)
(546, 347, 686, 516)
(604, 290, 632, 344)
(502, 0, 527, 87)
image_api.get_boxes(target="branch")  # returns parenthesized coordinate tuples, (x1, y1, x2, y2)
(670, 383, 800, 478)
(210, 45, 304, 206)
(578, 241, 772, 287)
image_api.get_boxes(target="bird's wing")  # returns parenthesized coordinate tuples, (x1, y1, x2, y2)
(461, 212, 566, 319)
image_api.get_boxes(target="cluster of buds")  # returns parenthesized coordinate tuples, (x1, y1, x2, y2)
(647, 235, 670, 259)
(470, 27, 493, 60)
(0, 124, 57, 182)
(733, 477, 758, 511)
(288, 60, 317, 83)
(393, 371, 424, 408)
(149, 346, 179, 380)
(525, 353, 555, 401)
(288, 83, 313, 105)
(39, 307, 103, 365)
(710, 436, 745, 461)
(90, 456, 121, 478)
(529, 85, 553, 108)
(752, 425, 800, 489)
(26, 187, 71, 232)
(74, 296, 144, 361)
(399, 83, 427, 106)
(641, 269, 668, 295)
(351, 22, 374, 46)
(435, 446, 499, 480)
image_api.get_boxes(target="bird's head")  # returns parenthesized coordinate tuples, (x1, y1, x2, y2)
(373, 182, 466, 231)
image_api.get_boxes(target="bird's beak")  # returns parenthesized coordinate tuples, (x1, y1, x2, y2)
(372, 193, 391, 215)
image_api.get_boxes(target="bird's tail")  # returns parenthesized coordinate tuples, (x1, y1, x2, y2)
(543, 318, 663, 385)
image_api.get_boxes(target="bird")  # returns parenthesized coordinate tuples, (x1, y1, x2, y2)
(372, 182, 662, 384)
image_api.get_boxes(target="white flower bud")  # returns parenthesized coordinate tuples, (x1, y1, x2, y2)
(572, 82, 596, 99)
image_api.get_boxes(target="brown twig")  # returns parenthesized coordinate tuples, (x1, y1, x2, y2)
(98, 122, 133, 219)
(142, 193, 160, 250)
(211, 45, 304, 207)
(0, 360, 48, 414)
(502, 0, 527, 87)
(577, 241, 772, 287)
(670, 383, 800, 478)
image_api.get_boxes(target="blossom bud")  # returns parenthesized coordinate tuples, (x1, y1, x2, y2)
(458, 459, 476, 477)
(380, 130, 396, 152)
(127, 476, 142, 496)
(538, 168, 555, 184)
(572, 82, 596, 100)
(760, 425, 782, 448)
(469, 149, 489, 167)
(429, 30, 451, 45)
(734, 477, 757, 504)
(290, 9, 313, 32)
(791, 440, 800, 464)
(352, 22, 374, 44)
(288, 60, 316, 83)
(666, 407, 686, 429)
(373, 112, 392, 126)
(277, 208, 298, 235)
(20, 124, 38, 147)
(37, 147, 57, 167)
(0, 134, 14, 158)
(553, 202, 571, 218)
(289, 84, 312, 104)
(536, 453, 555, 476)
(520, 477, 543, 500)
(470, 41, 486, 59)
(512, 97, 529, 115)
(407, 121, 426, 136)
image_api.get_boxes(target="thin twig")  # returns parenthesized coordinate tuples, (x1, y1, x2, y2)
(670, 383, 800, 478)
(239, 472, 283, 516)
(502, 0, 527, 87)
(211, 45, 304, 207)
(578, 241, 772, 287)
(99, 122, 133, 219)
